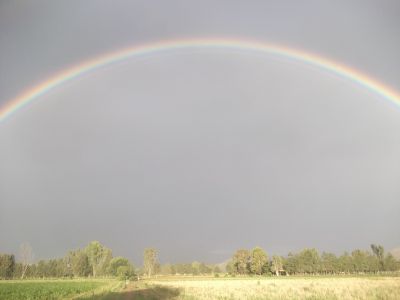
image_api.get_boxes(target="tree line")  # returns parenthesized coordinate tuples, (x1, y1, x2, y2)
(0, 241, 134, 280)
(139, 248, 219, 276)
(226, 244, 399, 276)
(1, 242, 399, 280)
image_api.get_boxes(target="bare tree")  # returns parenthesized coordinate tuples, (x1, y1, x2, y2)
(143, 248, 158, 277)
(20, 242, 33, 279)
(271, 255, 284, 276)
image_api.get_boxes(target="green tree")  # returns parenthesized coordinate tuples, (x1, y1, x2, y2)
(297, 248, 320, 274)
(250, 247, 268, 275)
(338, 252, 354, 274)
(98, 249, 112, 276)
(66, 249, 91, 277)
(85, 241, 112, 277)
(108, 257, 132, 276)
(384, 253, 399, 272)
(366, 253, 379, 273)
(370, 244, 385, 271)
(320, 252, 338, 274)
(116, 265, 135, 280)
(351, 249, 370, 273)
(50, 259, 67, 277)
(36, 260, 48, 277)
(143, 248, 158, 277)
(283, 252, 297, 275)
(0, 254, 15, 279)
(232, 249, 250, 275)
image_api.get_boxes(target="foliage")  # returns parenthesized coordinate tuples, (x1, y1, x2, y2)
(85, 241, 113, 277)
(250, 247, 268, 275)
(160, 262, 213, 275)
(225, 244, 400, 276)
(116, 265, 135, 280)
(232, 249, 251, 275)
(0, 241, 135, 280)
(66, 249, 91, 277)
(371, 244, 385, 270)
(108, 257, 130, 276)
(1, 243, 398, 280)
(0, 254, 15, 279)
(108, 257, 135, 280)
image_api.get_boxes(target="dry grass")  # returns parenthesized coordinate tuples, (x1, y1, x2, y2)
(150, 276, 400, 300)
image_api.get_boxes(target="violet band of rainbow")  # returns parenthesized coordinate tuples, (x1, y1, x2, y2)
(1, 38, 399, 122)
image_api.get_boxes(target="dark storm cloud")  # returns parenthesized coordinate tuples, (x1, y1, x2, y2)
(0, 0, 399, 264)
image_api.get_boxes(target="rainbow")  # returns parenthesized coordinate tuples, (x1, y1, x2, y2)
(1, 38, 400, 122)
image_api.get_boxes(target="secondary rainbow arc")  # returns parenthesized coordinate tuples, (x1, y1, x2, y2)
(1, 38, 400, 122)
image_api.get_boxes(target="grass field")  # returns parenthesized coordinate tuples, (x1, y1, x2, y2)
(0, 279, 120, 300)
(150, 276, 400, 299)
(1, 276, 399, 300)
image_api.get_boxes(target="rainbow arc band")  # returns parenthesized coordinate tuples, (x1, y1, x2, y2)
(1, 38, 400, 122)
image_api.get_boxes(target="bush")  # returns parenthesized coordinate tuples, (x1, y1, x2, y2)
(117, 265, 135, 280)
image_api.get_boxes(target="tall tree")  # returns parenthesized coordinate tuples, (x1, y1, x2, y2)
(320, 252, 338, 274)
(338, 252, 354, 274)
(298, 248, 320, 274)
(232, 249, 250, 275)
(384, 253, 399, 271)
(66, 249, 91, 277)
(0, 254, 15, 279)
(85, 241, 112, 277)
(283, 252, 297, 275)
(370, 244, 385, 271)
(271, 255, 283, 276)
(143, 248, 158, 277)
(351, 249, 370, 273)
(250, 247, 268, 275)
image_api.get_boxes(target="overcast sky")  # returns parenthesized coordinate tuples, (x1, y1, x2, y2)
(0, 1, 399, 265)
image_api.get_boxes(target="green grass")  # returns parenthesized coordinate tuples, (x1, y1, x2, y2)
(0, 279, 114, 300)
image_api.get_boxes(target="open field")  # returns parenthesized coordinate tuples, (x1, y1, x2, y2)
(0, 279, 121, 300)
(147, 276, 400, 300)
(1, 276, 400, 299)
